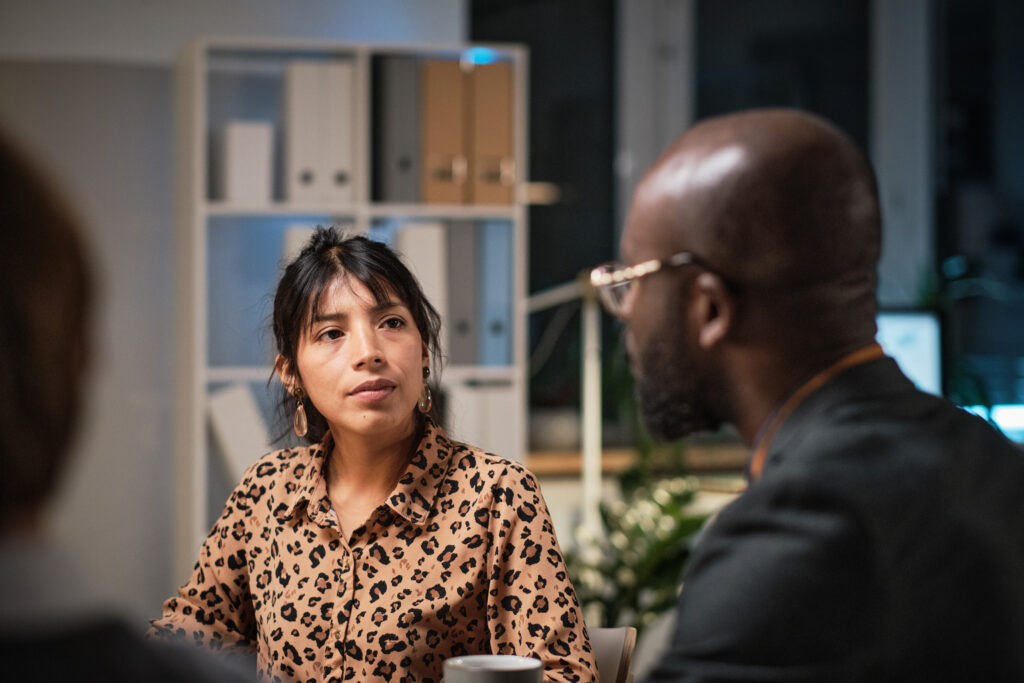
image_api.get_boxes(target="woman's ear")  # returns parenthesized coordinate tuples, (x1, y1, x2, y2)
(692, 272, 734, 350)
(274, 354, 297, 391)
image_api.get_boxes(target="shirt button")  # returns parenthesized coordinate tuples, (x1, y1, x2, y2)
(334, 629, 343, 642)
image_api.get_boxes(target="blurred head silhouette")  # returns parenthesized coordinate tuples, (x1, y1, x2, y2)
(0, 129, 94, 536)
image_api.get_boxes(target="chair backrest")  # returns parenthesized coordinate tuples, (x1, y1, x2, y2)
(589, 626, 637, 683)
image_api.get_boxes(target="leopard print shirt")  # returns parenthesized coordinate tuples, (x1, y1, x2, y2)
(149, 419, 597, 682)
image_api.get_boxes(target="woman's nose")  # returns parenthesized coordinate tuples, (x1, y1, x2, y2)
(349, 325, 384, 368)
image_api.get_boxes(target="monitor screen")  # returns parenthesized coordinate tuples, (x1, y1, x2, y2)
(876, 311, 942, 396)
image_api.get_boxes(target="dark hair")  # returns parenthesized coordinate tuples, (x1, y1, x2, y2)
(0, 130, 94, 529)
(271, 227, 442, 444)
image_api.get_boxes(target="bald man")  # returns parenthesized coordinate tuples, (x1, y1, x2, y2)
(593, 109, 1024, 681)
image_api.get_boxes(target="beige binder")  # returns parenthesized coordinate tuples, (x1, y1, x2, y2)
(421, 60, 468, 204)
(470, 62, 515, 205)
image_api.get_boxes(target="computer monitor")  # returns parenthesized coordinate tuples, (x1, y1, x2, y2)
(876, 311, 942, 396)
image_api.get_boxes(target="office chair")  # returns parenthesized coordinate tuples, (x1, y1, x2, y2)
(589, 626, 638, 683)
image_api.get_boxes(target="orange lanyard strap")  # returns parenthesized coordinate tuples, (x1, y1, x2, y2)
(749, 343, 885, 480)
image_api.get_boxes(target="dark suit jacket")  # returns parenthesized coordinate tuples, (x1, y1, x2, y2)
(646, 357, 1024, 682)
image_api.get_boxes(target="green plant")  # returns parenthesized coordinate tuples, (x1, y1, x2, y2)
(567, 475, 709, 636)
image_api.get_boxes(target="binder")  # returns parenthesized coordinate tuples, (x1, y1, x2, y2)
(477, 220, 512, 365)
(446, 377, 522, 461)
(284, 60, 327, 203)
(470, 62, 515, 205)
(447, 220, 478, 364)
(374, 57, 421, 202)
(208, 384, 272, 482)
(325, 60, 356, 203)
(396, 222, 448, 353)
(421, 60, 468, 204)
(213, 121, 274, 204)
(282, 224, 317, 266)
(284, 59, 357, 204)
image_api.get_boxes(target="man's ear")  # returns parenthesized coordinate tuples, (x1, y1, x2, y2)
(274, 354, 297, 391)
(692, 272, 734, 350)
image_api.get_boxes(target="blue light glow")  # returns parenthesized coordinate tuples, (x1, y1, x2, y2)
(463, 47, 499, 65)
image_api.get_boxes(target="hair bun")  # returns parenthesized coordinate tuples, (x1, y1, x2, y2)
(306, 225, 345, 255)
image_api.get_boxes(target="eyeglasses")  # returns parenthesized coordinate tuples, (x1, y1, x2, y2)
(589, 251, 719, 316)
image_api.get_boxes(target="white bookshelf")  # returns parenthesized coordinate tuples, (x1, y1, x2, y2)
(174, 37, 529, 579)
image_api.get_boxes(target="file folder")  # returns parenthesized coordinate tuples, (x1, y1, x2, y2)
(284, 60, 327, 203)
(284, 59, 357, 204)
(283, 224, 317, 266)
(471, 62, 515, 205)
(396, 222, 448, 353)
(421, 59, 468, 204)
(208, 384, 272, 482)
(446, 377, 522, 461)
(478, 220, 513, 365)
(447, 220, 478, 364)
(213, 121, 274, 204)
(374, 57, 421, 202)
(326, 60, 356, 203)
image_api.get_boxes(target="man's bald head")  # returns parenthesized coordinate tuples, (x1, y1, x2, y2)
(638, 108, 880, 285)
(630, 108, 880, 337)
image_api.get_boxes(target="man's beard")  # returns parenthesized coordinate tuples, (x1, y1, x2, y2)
(633, 334, 721, 441)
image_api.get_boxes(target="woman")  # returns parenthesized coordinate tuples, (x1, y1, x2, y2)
(150, 228, 597, 683)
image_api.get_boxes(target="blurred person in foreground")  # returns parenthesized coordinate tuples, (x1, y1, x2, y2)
(0, 130, 251, 681)
(149, 227, 596, 682)
(592, 108, 1024, 681)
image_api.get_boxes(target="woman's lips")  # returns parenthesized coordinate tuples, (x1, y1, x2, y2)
(350, 379, 396, 402)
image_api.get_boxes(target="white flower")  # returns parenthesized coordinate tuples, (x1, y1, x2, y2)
(615, 567, 636, 587)
(653, 486, 671, 506)
(657, 514, 677, 537)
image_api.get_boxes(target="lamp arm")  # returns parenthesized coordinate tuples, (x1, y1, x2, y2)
(527, 272, 604, 537)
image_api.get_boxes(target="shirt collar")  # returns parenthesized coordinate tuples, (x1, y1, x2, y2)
(273, 436, 332, 525)
(384, 418, 454, 526)
(274, 418, 454, 528)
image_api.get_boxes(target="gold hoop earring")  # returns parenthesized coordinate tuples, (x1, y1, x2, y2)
(418, 367, 432, 414)
(293, 387, 308, 437)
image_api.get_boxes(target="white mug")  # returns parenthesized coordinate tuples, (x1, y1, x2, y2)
(443, 654, 543, 683)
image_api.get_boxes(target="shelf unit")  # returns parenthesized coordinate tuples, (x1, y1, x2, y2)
(174, 37, 529, 578)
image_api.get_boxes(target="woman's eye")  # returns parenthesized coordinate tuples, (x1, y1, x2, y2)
(319, 329, 343, 341)
(382, 317, 404, 330)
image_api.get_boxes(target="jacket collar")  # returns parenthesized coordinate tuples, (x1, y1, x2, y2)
(755, 355, 915, 478)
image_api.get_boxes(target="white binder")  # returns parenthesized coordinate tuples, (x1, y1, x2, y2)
(214, 121, 273, 204)
(208, 384, 272, 482)
(284, 60, 326, 203)
(284, 59, 357, 204)
(396, 221, 448, 353)
(283, 224, 318, 266)
(325, 60, 356, 203)
(446, 377, 522, 461)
